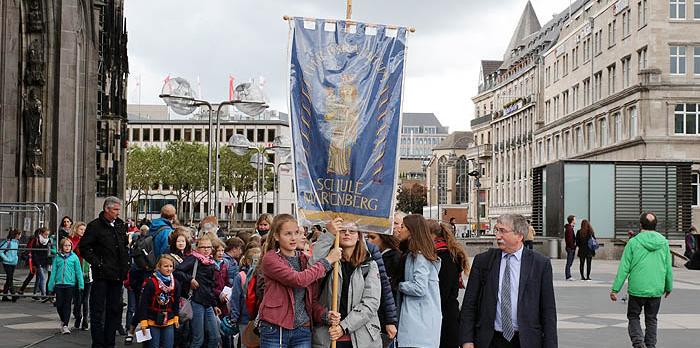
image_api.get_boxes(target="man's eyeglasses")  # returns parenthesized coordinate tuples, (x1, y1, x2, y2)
(198, 245, 213, 249)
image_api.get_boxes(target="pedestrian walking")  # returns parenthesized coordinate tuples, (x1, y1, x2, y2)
(396, 214, 442, 348)
(310, 220, 382, 348)
(151, 204, 177, 260)
(459, 214, 558, 348)
(564, 215, 577, 281)
(18, 228, 51, 299)
(174, 234, 221, 348)
(69, 222, 90, 330)
(78, 196, 130, 348)
(137, 255, 181, 348)
(59, 216, 73, 241)
(524, 220, 535, 250)
(575, 220, 596, 281)
(684, 225, 697, 259)
(611, 212, 673, 348)
(47, 238, 84, 334)
(0, 229, 21, 302)
(257, 213, 340, 348)
(429, 220, 470, 348)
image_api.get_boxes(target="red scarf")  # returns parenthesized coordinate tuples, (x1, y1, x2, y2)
(191, 250, 214, 265)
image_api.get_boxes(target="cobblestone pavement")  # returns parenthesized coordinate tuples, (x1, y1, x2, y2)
(1, 260, 698, 347)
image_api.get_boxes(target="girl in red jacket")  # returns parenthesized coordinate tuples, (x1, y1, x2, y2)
(258, 214, 341, 348)
(138, 254, 181, 348)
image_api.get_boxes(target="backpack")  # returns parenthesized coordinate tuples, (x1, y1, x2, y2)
(131, 226, 168, 270)
(20, 237, 35, 263)
(587, 236, 600, 251)
(245, 272, 259, 317)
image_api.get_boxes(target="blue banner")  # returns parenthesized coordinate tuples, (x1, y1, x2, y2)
(289, 18, 407, 234)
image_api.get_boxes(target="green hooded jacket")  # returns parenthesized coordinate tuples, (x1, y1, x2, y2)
(612, 230, 673, 297)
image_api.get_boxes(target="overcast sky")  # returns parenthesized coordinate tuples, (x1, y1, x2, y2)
(125, 0, 567, 131)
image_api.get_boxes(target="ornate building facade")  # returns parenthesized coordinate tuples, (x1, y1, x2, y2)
(0, 0, 128, 230)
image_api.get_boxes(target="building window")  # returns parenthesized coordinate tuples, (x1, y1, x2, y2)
(572, 84, 579, 111)
(153, 128, 161, 142)
(692, 172, 699, 206)
(257, 129, 266, 142)
(674, 103, 699, 134)
(184, 129, 192, 141)
(622, 57, 631, 87)
(576, 127, 584, 153)
(696, 0, 700, 18)
(268, 129, 276, 142)
(246, 129, 254, 142)
(438, 157, 448, 204)
(587, 123, 595, 150)
(143, 129, 150, 142)
(629, 106, 639, 137)
(671, 46, 687, 74)
(583, 78, 591, 106)
(608, 64, 616, 95)
(600, 118, 609, 146)
(594, 71, 603, 101)
(546, 138, 552, 161)
(174, 129, 182, 141)
(608, 20, 616, 47)
(695, 47, 700, 74)
(670, 0, 687, 19)
(614, 112, 623, 142)
(638, 47, 648, 71)
(194, 129, 202, 142)
(132, 128, 140, 142)
(455, 157, 468, 204)
(163, 129, 171, 141)
(639, 0, 648, 27)
(622, 10, 631, 37)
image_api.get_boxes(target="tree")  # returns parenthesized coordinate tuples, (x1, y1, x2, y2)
(125, 145, 163, 216)
(161, 141, 208, 219)
(396, 183, 427, 215)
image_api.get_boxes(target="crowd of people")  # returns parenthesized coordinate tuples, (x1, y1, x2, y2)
(1, 197, 474, 348)
(1, 195, 682, 348)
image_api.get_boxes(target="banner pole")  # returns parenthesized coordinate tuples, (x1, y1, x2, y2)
(331, 220, 340, 348)
(346, 0, 352, 19)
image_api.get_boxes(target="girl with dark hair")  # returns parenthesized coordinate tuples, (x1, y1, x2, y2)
(366, 231, 401, 340)
(428, 220, 471, 348)
(576, 219, 596, 281)
(311, 220, 382, 348)
(396, 214, 442, 348)
(258, 214, 340, 348)
(59, 216, 73, 241)
(168, 227, 192, 268)
(1, 229, 22, 302)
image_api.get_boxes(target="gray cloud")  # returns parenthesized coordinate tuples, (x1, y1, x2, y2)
(126, 0, 566, 131)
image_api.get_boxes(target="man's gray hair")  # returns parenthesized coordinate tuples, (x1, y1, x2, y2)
(497, 214, 528, 236)
(103, 196, 122, 210)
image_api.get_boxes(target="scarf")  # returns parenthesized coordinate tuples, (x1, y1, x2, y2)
(59, 251, 72, 259)
(191, 250, 214, 265)
(214, 259, 223, 271)
(434, 237, 448, 252)
(154, 270, 175, 293)
(39, 234, 50, 246)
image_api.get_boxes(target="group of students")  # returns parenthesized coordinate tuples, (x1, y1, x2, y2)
(0, 217, 92, 335)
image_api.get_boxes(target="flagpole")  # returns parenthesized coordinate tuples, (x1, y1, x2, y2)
(331, 5, 353, 348)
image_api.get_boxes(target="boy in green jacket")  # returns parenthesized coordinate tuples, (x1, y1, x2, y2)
(48, 238, 84, 335)
(610, 212, 673, 348)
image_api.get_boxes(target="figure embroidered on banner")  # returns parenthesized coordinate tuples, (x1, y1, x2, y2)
(324, 76, 360, 176)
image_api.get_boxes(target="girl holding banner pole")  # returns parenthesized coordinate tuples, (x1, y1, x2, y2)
(310, 219, 382, 348)
(258, 214, 341, 348)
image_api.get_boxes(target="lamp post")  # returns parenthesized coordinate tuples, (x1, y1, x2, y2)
(160, 78, 268, 218)
(230, 134, 291, 219)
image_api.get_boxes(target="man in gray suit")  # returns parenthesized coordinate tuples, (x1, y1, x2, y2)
(459, 214, 558, 348)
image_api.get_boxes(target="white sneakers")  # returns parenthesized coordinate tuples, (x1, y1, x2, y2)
(61, 325, 71, 335)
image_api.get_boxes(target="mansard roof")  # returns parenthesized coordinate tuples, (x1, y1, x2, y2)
(502, 1, 541, 62)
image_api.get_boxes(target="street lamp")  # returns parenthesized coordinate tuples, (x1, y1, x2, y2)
(160, 77, 269, 218)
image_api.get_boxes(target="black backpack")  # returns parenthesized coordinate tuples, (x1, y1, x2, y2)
(130, 226, 167, 270)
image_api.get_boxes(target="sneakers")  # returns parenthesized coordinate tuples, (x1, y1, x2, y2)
(61, 325, 71, 335)
(565, 277, 575, 281)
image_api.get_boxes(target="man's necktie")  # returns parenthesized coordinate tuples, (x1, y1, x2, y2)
(501, 254, 515, 341)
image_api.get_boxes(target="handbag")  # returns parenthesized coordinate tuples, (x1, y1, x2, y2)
(179, 260, 198, 322)
(241, 320, 260, 348)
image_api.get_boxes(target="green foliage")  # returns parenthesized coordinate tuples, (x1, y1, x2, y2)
(125, 145, 164, 210)
(396, 183, 427, 215)
(161, 141, 209, 215)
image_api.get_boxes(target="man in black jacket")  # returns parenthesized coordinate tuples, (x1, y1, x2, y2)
(79, 196, 130, 348)
(459, 214, 557, 348)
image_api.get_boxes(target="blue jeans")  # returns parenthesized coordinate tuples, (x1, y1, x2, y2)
(149, 325, 175, 348)
(191, 302, 220, 348)
(565, 248, 576, 279)
(259, 321, 312, 348)
(34, 265, 47, 295)
(126, 289, 136, 329)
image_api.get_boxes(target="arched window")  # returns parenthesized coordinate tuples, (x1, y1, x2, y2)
(455, 156, 469, 204)
(438, 156, 448, 204)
